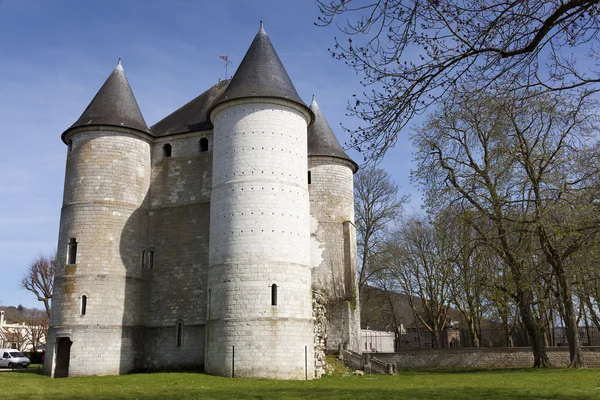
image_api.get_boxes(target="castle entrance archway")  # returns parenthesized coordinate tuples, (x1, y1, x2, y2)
(54, 337, 72, 378)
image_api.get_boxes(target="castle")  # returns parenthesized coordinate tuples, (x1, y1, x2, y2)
(44, 22, 360, 379)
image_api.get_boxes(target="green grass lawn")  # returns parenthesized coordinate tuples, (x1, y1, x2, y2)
(2, 364, 600, 399)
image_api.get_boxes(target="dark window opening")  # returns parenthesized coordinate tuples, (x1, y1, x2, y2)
(141, 250, 146, 268)
(68, 238, 78, 264)
(271, 284, 278, 306)
(199, 138, 209, 152)
(208, 289, 211, 318)
(81, 295, 87, 315)
(176, 322, 183, 347)
(68, 140, 73, 152)
(147, 250, 154, 270)
(308, 171, 311, 185)
(163, 143, 172, 157)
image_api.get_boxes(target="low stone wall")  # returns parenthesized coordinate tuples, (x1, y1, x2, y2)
(368, 347, 600, 368)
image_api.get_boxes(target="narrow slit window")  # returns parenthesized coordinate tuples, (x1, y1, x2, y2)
(81, 295, 87, 315)
(271, 284, 278, 306)
(208, 289, 211, 318)
(147, 250, 154, 270)
(68, 140, 73, 153)
(141, 250, 146, 268)
(68, 238, 78, 264)
(308, 171, 311, 185)
(163, 143, 172, 157)
(176, 322, 183, 347)
(199, 138, 209, 152)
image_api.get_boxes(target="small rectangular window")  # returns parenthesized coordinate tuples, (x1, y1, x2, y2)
(199, 138, 209, 152)
(147, 250, 154, 269)
(308, 171, 311, 185)
(81, 295, 87, 315)
(68, 238, 78, 264)
(163, 143, 172, 157)
(271, 284, 278, 306)
(176, 322, 183, 347)
(208, 288, 211, 318)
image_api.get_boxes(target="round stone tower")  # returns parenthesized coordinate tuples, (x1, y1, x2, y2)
(45, 60, 152, 377)
(307, 96, 361, 354)
(206, 22, 315, 379)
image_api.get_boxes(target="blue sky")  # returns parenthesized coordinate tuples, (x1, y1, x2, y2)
(0, 0, 418, 308)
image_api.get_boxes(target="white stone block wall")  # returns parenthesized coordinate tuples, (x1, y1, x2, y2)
(206, 100, 315, 379)
(46, 129, 151, 377)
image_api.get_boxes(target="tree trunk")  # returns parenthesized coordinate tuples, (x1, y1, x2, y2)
(557, 268, 583, 367)
(467, 316, 480, 348)
(516, 288, 548, 367)
(584, 297, 600, 332)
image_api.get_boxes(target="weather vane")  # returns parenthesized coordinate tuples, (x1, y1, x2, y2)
(218, 55, 233, 79)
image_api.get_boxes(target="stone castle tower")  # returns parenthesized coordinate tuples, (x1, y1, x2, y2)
(45, 22, 359, 379)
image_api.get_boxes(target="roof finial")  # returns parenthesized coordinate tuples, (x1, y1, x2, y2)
(259, 20, 265, 34)
(116, 58, 123, 71)
(310, 94, 318, 107)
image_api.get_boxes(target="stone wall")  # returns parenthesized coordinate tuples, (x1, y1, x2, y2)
(47, 101, 361, 379)
(308, 157, 360, 354)
(206, 99, 315, 379)
(143, 133, 212, 370)
(46, 127, 151, 377)
(369, 347, 600, 368)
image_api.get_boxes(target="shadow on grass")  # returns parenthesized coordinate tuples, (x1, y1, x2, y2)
(71, 387, 596, 400)
(396, 367, 543, 374)
(3, 370, 598, 400)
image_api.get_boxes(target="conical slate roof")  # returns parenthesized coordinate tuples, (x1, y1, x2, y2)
(152, 79, 229, 136)
(308, 96, 358, 172)
(212, 21, 305, 111)
(63, 60, 150, 139)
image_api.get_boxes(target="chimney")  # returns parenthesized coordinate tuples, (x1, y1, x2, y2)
(0, 311, 4, 328)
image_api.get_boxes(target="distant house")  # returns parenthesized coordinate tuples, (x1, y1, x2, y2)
(0, 311, 46, 352)
(361, 286, 462, 350)
(361, 329, 396, 352)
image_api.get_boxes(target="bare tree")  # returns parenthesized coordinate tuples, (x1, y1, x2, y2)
(21, 309, 48, 353)
(317, 0, 600, 161)
(355, 167, 408, 292)
(440, 207, 490, 348)
(21, 254, 55, 318)
(384, 215, 454, 348)
(412, 89, 600, 366)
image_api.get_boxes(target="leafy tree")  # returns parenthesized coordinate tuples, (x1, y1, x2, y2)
(317, 0, 600, 161)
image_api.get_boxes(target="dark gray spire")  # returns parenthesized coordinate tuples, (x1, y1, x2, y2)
(308, 96, 358, 172)
(213, 21, 305, 109)
(64, 59, 150, 138)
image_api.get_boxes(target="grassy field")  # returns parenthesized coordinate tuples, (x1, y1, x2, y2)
(2, 361, 600, 400)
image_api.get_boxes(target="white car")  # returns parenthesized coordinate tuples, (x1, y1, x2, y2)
(0, 350, 30, 369)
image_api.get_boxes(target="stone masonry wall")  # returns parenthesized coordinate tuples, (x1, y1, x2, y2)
(370, 347, 600, 368)
(206, 100, 315, 379)
(47, 128, 151, 377)
(308, 157, 360, 353)
(143, 133, 213, 370)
